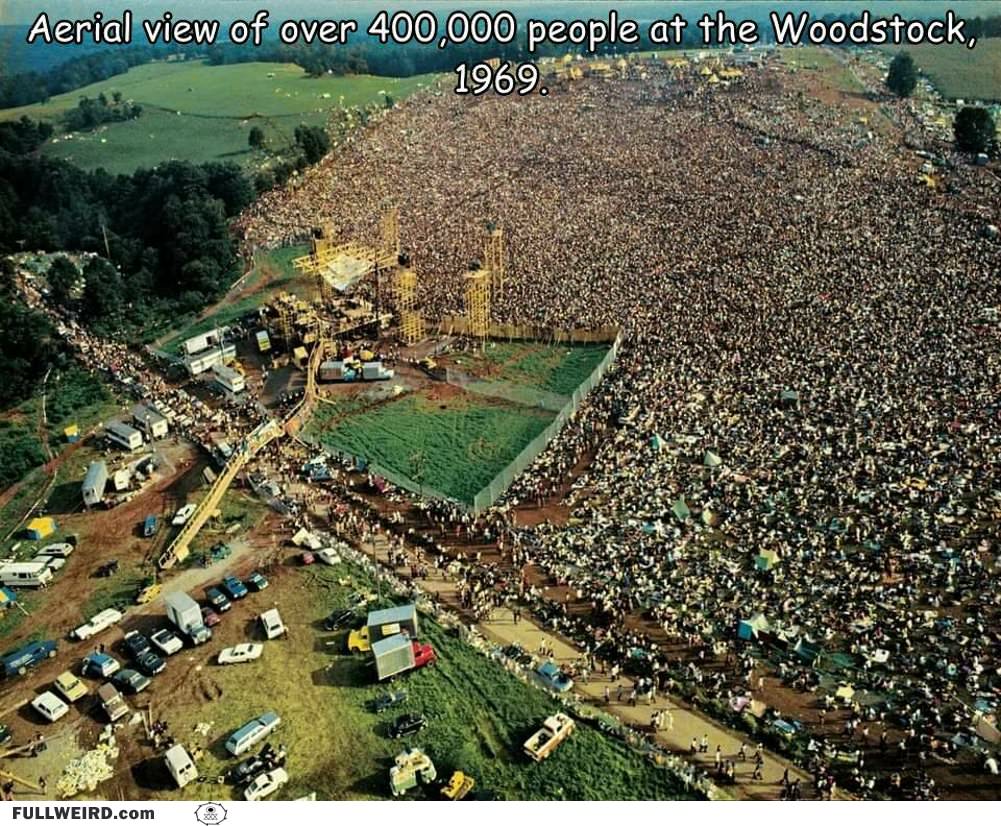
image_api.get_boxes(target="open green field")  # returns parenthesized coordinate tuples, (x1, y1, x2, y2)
(157, 562, 695, 801)
(0, 61, 437, 174)
(463, 341, 610, 397)
(306, 390, 555, 503)
(158, 245, 309, 353)
(897, 40, 1001, 102)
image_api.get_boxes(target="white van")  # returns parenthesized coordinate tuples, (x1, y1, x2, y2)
(260, 609, 286, 640)
(164, 744, 198, 788)
(0, 562, 54, 588)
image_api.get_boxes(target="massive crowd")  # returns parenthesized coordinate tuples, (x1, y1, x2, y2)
(239, 55, 1000, 798)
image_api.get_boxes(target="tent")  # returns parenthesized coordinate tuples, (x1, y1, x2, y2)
(703, 450, 722, 468)
(671, 497, 690, 522)
(793, 637, 822, 664)
(755, 549, 780, 571)
(63, 424, 80, 443)
(738, 613, 770, 641)
(0, 587, 18, 611)
(25, 517, 56, 540)
(650, 434, 665, 451)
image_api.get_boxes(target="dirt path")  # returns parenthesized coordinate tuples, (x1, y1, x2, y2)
(361, 534, 820, 801)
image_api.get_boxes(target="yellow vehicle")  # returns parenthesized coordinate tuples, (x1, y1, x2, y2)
(53, 671, 88, 703)
(441, 771, 475, 800)
(347, 626, 371, 653)
(135, 582, 161, 605)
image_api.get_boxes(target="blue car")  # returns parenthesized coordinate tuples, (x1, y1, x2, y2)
(82, 652, 121, 679)
(206, 587, 232, 613)
(221, 575, 248, 600)
(536, 661, 574, 693)
(2, 640, 57, 678)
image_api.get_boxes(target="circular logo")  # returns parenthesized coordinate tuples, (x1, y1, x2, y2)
(194, 803, 228, 825)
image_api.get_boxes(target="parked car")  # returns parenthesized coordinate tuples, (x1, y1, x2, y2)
(2, 640, 57, 678)
(389, 713, 427, 739)
(123, 633, 165, 676)
(81, 652, 120, 679)
(201, 606, 221, 627)
(122, 631, 152, 659)
(227, 744, 286, 786)
(151, 628, 183, 656)
(244, 767, 288, 801)
(206, 588, 232, 613)
(315, 548, 341, 566)
(171, 504, 197, 526)
(53, 671, 88, 703)
(246, 572, 269, 591)
(39, 543, 74, 558)
(135, 582, 161, 605)
(31, 691, 70, 723)
(225, 711, 281, 756)
(536, 661, 573, 693)
(367, 690, 407, 714)
(322, 609, 353, 632)
(142, 516, 158, 538)
(218, 644, 264, 665)
(221, 575, 248, 600)
(111, 668, 151, 694)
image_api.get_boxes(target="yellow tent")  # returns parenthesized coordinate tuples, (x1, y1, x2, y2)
(26, 517, 56, 539)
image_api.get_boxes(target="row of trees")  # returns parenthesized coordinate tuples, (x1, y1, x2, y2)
(64, 92, 142, 132)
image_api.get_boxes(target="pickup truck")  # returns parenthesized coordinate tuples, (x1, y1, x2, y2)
(523, 713, 575, 762)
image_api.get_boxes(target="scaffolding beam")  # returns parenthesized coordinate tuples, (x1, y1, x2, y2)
(484, 227, 505, 296)
(464, 268, 491, 340)
(395, 266, 425, 345)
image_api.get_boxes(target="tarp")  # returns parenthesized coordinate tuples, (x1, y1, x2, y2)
(26, 517, 56, 539)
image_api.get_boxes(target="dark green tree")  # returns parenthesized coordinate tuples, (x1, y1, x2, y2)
(294, 124, 330, 164)
(954, 106, 996, 154)
(886, 52, 918, 98)
(47, 255, 79, 308)
(248, 126, 266, 150)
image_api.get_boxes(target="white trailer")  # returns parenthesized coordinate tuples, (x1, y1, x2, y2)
(131, 404, 169, 440)
(213, 363, 246, 394)
(105, 421, 144, 452)
(82, 461, 108, 508)
(0, 562, 54, 589)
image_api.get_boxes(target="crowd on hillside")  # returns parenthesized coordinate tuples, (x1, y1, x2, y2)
(240, 59, 1001, 798)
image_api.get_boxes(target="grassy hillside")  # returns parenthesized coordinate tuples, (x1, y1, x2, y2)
(0, 61, 437, 174)
(896, 41, 1001, 102)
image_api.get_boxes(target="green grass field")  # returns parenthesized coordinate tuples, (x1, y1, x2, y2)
(899, 41, 1001, 102)
(157, 562, 695, 801)
(307, 390, 555, 503)
(0, 61, 437, 174)
(466, 342, 610, 397)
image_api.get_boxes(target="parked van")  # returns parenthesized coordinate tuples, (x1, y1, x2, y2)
(225, 711, 281, 756)
(0, 562, 54, 589)
(164, 744, 198, 788)
(259, 609, 286, 640)
(2, 640, 57, 678)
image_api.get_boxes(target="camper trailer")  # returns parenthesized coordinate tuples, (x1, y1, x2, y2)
(82, 461, 109, 507)
(105, 421, 144, 452)
(0, 562, 54, 589)
(131, 404, 169, 440)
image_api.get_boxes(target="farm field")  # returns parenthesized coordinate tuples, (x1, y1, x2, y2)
(306, 388, 555, 503)
(896, 40, 1001, 102)
(0, 61, 438, 174)
(150, 562, 695, 801)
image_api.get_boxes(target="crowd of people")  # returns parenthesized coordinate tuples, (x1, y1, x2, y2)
(241, 53, 1000, 798)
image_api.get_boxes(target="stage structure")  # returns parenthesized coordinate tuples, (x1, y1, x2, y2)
(395, 263, 425, 345)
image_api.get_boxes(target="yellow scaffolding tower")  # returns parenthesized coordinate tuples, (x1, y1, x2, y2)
(464, 267, 491, 339)
(274, 295, 295, 349)
(395, 265, 425, 345)
(484, 227, 505, 296)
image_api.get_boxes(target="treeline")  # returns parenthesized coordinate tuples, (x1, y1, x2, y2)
(967, 16, 1001, 40)
(0, 117, 54, 154)
(64, 92, 142, 132)
(0, 45, 184, 109)
(0, 153, 250, 337)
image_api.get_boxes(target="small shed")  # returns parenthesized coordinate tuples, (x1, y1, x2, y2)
(367, 604, 419, 642)
(26, 517, 56, 540)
